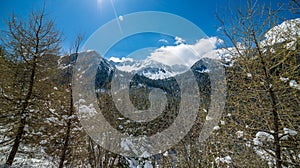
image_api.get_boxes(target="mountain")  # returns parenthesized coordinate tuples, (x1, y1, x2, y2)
(108, 57, 189, 80)
(90, 50, 213, 95)
(73, 50, 214, 137)
(262, 18, 300, 48)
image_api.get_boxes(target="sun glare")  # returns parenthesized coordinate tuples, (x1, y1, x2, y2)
(97, 0, 103, 5)
(97, 0, 104, 10)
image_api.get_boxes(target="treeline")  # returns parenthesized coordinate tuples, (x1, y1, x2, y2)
(0, 0, 299, 168)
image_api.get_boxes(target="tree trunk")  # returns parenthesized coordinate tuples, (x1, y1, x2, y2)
(58, 57, 74, 168)
(269, 88, 282, 168)
(87, 137, 96, 168)
(253, 29, 282, 168)
(58, 38, 81, 166)
(58, 115, 72, 168)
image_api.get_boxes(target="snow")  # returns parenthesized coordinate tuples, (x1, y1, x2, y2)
(195, 69, 210, 73)
(24, 124, 29, 132)
(247, 73, 252, 78)
(0, 142, 56, 168)
(126, 158, 153, 168)
(280, 77, 289, 82)
(216, 47, 237, 66)
(140, 151, 151, 158)
(253, 131, 275, 166)
(141, 68, 179, 80)
(215, 155, 232, 164)
(12, 158, 56, 168)
(262, 18, 300, 48)
(78, 103, 97, 117)
(1, 17, 298, 167)
(236, 131, 243, 138)
(253, 131, 274, 146)
(206, 116, 213, 121)
(279, 128, 297, 140)
(289, 80, 300, 90)
(39, 140, 47, 145)
(120, 136, 153, 158)
(220, 120, 225, 125)
(215, 18, 300, 68)
(283, 128, 298, 136)
(45, 116, 59, 123)
(109, 56, 133, 63)
(86, 49, 94, 53)
(143, 161, 153, 168)
(78, 98, 86, 104)
(108, 36, 221, 80)
(252, 128, 297, 167)
(113, 58, 189, 79)
(121, 139, 132, 151)
(213, 125, 220, 131)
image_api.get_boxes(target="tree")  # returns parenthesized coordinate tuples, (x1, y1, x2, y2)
(58, 34, 83, 168)
(217, 0, 299, 167)
(289, 0, 300, 14)
(1, 8, 61, 166)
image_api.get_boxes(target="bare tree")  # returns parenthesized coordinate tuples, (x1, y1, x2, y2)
(217, 0, 299, 167)
(289, 0, 300, 14)
(58, 34, 83, 168)
(1, 8, 61, 166)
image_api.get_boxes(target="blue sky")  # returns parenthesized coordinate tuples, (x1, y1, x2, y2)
(0, 0, 296, 58)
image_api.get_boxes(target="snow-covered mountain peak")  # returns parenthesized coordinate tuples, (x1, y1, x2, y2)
(109, 57, 189, 80)
(105, 36, 221, 79)
(262, 18, 300, 47)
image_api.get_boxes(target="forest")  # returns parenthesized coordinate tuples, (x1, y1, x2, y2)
(0, 0, 299, 168)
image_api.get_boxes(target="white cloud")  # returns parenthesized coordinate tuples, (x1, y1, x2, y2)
(115, 65, 139, 72)
(109, 56, 133, 63)
(158, 39, 169, 44)
(147, 37, 221, 67)
(174, 36, 186, 45)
